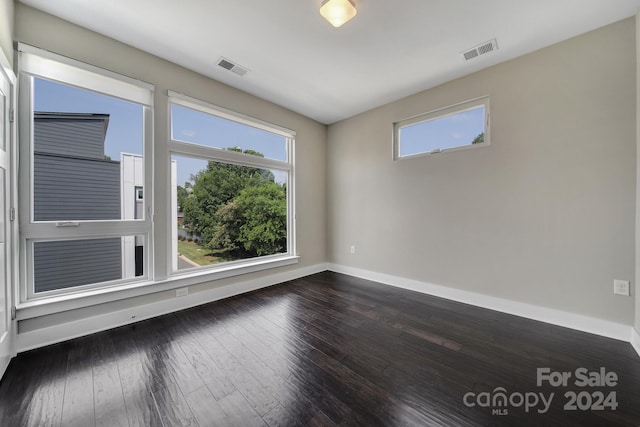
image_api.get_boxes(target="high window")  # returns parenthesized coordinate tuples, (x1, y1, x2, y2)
(168, 92, 295, 274)
(394, 97, 489, 159)
(18, 45, 153, 301)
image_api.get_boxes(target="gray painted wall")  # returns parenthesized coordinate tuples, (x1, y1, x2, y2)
(0, 0, 13, 67)
(34, 238, 121, 293)
(328, 19, 636, 325)
(14, 4, 634, 337)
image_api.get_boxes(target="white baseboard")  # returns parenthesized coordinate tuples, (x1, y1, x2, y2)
(16, 262, 639, 359)
(328, 264, 633, 343)
(17, 263, 328, 352)
(632, 328, 640, 358)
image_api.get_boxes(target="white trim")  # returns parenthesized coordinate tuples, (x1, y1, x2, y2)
(22, 221, 152, 240)
(394, 96, 490, 160)
(169, 141, 290, 171)
(328, 264, 633, 342)
(168, 90, 295, 138)
(287, 135, 296, 261)
(25, 235, 151, 302)
(17, 255, 300, 320)
(632, 328, 640, 358)
(17, 50, 155, 304)
(166, 93, 296, 283)
(16, 262, 326, 352)
(18, 43, 154, 104)
(15, 263, 640, 358)
(0, 46, 17, 379)
(0, 47, 14, 85)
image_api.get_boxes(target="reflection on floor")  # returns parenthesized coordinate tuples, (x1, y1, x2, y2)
(1, 271, 639, 426)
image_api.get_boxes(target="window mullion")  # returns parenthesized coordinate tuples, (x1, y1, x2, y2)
(168, 91, 295, 138)
(22, 221, 151, 240)
(169, 139, 291, 171)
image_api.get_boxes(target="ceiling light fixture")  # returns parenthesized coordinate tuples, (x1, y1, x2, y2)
(320, 0, 357, 28)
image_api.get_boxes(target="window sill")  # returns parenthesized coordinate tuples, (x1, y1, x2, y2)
(16, 255, 299, 320)
(395, 141, 489, 160)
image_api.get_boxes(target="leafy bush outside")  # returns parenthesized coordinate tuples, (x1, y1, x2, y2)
(178, 148, 287, 261)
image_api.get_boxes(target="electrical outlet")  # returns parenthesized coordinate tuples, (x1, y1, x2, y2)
(613, 280, 630, 296)
(176, 287, 189, 297)
(350, 245, 356, 255)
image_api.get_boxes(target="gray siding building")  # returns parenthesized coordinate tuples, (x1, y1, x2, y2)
(33, 112, 109, 159)
(33, 239, 122, 293)
(33, 112, 140, 293)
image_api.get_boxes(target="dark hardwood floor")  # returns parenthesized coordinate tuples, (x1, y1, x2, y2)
(1, 271, 639, 426)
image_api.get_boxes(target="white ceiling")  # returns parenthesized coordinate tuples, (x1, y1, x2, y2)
(18, 0, 640, 124)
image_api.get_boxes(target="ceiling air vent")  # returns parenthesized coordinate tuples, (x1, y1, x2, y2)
(462, 39, 499, 61)
(217, 57, 249, 76)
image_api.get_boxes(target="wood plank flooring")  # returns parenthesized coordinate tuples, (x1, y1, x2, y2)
(1, 271, 639, 426)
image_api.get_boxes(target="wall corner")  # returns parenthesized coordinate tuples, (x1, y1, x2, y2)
(0, 0, 13, 68)
(635, 10, 640, 335)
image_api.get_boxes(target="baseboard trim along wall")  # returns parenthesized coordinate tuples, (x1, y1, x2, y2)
(328, 264, 637, 348)
(16, 263, 328, 352)
(17, 263, 640, 359)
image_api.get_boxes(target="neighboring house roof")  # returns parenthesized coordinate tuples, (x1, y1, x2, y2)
(34, 111, 110, 144)
(34, 111, 110, 126)
(34, 112, 110, 160)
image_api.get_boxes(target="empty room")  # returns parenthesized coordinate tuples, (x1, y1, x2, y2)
(0, 0, 640, 425)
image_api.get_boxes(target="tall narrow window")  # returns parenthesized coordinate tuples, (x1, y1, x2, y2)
(18, 44, 153, 301)
(169, 92, 295, 274)
(394, 97, 489, 159)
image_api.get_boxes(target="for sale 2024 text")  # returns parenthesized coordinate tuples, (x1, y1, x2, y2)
(537, 367, 618, 411)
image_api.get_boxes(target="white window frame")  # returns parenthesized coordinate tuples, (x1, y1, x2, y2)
(394, 96, 490, 159)
(17, 44, 155, 302)
(167, 91, 296, 278)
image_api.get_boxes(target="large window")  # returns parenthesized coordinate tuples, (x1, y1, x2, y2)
(18, 45, 153, 300)
(394, 97, 489, 158)
(169, 92, 295, 274)
(16, 46, 297, 308)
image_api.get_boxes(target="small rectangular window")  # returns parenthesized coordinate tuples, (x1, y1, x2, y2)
(394, 97, 489, 159)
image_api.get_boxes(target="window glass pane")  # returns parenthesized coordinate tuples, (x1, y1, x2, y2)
(399, 105, 485, 157)
(173, 155, 287, 271)
(171, 104, 287, 161)
(33, 77, 144, 221)
(32, 235, 145, 293)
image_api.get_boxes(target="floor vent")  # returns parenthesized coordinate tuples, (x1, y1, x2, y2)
(462, 39, 498, 61)
(217, 57, 249, 76)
